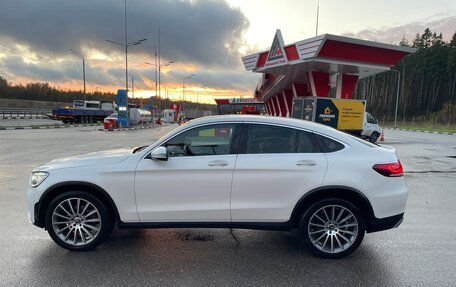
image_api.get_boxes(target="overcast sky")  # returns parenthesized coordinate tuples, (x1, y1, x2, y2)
(0, 0, 455, 103)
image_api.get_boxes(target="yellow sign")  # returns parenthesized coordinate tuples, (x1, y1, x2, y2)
(332, 99, 364, 130)
(199, 128, 215, 137)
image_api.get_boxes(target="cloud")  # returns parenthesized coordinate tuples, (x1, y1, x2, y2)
(0, 0, 256, 96)
(341, 14, 456, 44)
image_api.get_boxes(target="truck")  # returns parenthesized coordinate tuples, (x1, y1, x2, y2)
(51, 100, 115, 124)
(162, 109, 176, 123)
(291, 97, 381, 143)
(184, 109, 213, 120)
(361, 111, 382, 143)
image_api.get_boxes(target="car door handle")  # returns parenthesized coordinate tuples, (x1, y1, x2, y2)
(296, 160, 317, 167)
(208, 160, 229, 167)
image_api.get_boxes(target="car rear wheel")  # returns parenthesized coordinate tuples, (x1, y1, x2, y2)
(45, 191, 114, 251)
(299, 199, 365, 259)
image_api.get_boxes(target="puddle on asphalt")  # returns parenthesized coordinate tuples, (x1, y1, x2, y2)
(176, 231, 214, 242)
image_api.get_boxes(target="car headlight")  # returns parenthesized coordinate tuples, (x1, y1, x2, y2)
(30, 171, 49, 187)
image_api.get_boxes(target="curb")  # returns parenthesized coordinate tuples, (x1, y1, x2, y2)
(0, 124, 101, 130)
(385, 127, 454, 136)
(99, 125, 166, 132)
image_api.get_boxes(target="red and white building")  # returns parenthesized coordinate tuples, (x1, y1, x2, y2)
(242, 30, 415, 117)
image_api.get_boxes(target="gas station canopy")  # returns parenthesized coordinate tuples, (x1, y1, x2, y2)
(242, 30, 415, 117)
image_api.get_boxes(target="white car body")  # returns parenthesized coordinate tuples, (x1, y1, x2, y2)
(27, 115, 408, 257)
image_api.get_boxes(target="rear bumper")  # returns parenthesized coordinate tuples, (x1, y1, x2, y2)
(366, 213, 404, 233)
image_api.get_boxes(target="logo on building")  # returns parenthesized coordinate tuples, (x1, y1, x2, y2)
(265, 29, 287, 68)
(319, 106, 336, 122)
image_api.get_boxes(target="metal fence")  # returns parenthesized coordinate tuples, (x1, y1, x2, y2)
(0, 109, 51, 119)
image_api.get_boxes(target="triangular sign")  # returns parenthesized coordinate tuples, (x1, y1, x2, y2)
(265, 29, 287, 67)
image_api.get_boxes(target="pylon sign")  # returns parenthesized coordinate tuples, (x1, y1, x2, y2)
(116, 89, 129, 128)
(265, 29, 287, 68)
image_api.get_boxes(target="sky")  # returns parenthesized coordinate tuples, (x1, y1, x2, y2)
(0, 0, 455, 104)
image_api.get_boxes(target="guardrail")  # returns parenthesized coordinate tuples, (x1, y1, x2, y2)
(0, 109, 52, 119)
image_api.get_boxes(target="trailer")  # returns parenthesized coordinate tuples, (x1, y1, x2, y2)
(292, 97, 366, 135)
(184, 109, 212, 120)
(51, 100, 115, 124)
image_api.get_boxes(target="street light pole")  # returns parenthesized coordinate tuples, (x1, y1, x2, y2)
(69, 49, 86, 100)
(391, 69, 401, 128)
(106, 0, 146, 93)
(124, 0, 128, 92)
(145, 60, 174, 108)
(132, 76, 134, 99)
(196, 89, 199, 117)
(182, 74, 195, 117)
(83, 58, 86, 98)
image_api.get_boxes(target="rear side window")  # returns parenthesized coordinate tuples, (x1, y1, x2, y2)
(314, 134, 345, 153)
(244, 124, 321, 154)
(297, 130, 321, 153)
(246, 124, 295, 154)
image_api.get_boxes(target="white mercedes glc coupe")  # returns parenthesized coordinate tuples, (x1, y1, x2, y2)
(27, 115, 407, 258)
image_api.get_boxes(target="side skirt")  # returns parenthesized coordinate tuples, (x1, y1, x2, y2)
(117, 221, 293, 231)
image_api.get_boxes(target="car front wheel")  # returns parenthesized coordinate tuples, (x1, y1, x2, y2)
(299, 199, 365, 259)
(45, 191, 114, 251)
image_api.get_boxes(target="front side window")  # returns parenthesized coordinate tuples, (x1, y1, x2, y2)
(366, 113, 376, 124)
(245, 124, 320, 154)
(164, 124, 237, 157)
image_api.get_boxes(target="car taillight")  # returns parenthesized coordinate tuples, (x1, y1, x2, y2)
(372, 161, 404, 177)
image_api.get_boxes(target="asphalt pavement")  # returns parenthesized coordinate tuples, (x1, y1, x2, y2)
(0, 122, 455, 286)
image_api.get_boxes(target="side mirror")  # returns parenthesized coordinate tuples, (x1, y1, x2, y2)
(150, 146, 168, 161)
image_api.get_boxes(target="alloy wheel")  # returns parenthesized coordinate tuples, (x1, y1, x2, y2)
(307, 204, 359, 254)
(51, 197, 102, 246)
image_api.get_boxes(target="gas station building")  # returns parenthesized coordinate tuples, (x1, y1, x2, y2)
(241, 30, 415, 117)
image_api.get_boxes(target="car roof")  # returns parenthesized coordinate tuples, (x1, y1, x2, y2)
(184, 115, 352, 141)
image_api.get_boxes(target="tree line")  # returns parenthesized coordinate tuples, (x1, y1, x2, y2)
(0, 79, 117, 104)
(354, 28, 456, 124)
(0, 78, 214, 111)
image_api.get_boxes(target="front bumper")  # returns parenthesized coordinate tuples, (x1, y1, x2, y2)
(366, 213, 404, 233)
(27, 184, 48, 228)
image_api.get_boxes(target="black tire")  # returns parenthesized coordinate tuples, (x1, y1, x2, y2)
(299, 198, 365, 259)
(369, 132, 379, 143)
(45, 191, 114, 251)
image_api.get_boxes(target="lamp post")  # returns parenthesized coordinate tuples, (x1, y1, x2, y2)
(69, 49, 86, 100)
(390, 69, 401, 128)
(131, 76, 134, 100)
(145, 60, 174, 113)
(182, 74, 195, 118)
(144, 60, 174, 98)
(105, 0, 146, 93)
